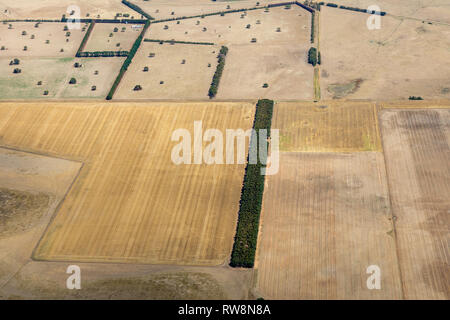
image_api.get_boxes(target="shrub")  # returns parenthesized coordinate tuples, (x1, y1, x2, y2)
(230, 99, 274, 268)
(13, 68, 21, 74)
(262, 83, 269, 88)
(69, 77, 77, 84)
(143, 66, 149, 72)
(308, 47, 318, 66)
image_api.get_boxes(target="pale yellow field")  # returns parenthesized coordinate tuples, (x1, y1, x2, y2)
(0, 102, 255, 266)
(380, 109, 450, 299)
(115, 41, 218, 100)
(274, 102, 381, 152)
(256, 152, 402, 299)
(83, 23, 140, 52)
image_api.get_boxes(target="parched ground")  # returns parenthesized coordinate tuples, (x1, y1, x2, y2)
(83, 23, 140, 52)
(147, 5, 313, 99)
(115, 41, 218, 100)
(0, 22, 84, 57)
(0, 57, 125, 99)
(274, 101, 381, 152)
(0, 102, 254, 266)
(320, 6, 450, 100)
(380, 108, 450, 299)
(0, 0, 136, 20)
(256, 152, 402, 299)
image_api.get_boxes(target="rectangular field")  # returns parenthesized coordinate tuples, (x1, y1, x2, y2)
(83, 23, 140, 52)
(256, 152, 403, 299)
(0, 102, 255, 265)
(274, 102, 381, 152)
(114, 41, 218, 100)
(380, 108, 450, 299)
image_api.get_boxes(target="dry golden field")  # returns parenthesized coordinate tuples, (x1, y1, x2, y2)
(274, 102, 381, 152)
(0, 102, 255, 266)
(115, 41, 218, 100)
(256, 152, 402, 299)
(83, 23, 140, 52)
(380, 108, 450, 299)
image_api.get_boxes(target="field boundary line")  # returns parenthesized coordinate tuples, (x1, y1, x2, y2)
(377, 106, 406, 299)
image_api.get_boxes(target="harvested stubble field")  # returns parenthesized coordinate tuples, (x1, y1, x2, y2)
(256, 151, 402, 299)
(0, 102, 254, 266)
(320, 6, 450, 100)
(0, 57, 125, 99)
(0, 22, 84, 57)
(380, 108, 450, 299)
(83, 23, 140, 52)
(114, 41, 219, 99)
(274, 102, 381, 152)
(0, 0, 136, 20)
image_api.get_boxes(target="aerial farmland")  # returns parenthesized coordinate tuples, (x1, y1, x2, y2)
(0, 0, 448, 303)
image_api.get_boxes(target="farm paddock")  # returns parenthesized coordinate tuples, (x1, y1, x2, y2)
(0, 102, 254, 266)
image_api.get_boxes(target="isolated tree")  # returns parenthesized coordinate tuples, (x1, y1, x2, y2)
(143, 66, 149, 72)
(22, 31, 27, 36)
(116, 43, 121, 47)
(69, 77, 77, 84)
(13, 58, 20, 65)
(181, 59, 186, 64)
(276, 27, 281, 32)
(46, 40, 50, 44)
(43, 90, 49, 96)
(114, 27, 118, 32)
(91, 86, 97, 91)
(74, 62, 81, 68)
(133, 85, 142, 91)
(31, 34, 35, 39)
(34, 23, 39, 28)
(13, 68, 21, 74)
(60, 48, 64, 52)
(263, 83, 269, 88)
(0, 46, 5, 50)
(64, 26, 69, 31)
(66, 32, 71, 37)
(246, 24, 251, 29)
(94, 70, 99, 75)
(37, 81, 42, 85)
(23, 46, 27, 51)
(160, 81, 164, 84)
(8, 24, 12, 29)
(109, 33, 113, 37)
(251, 38, 257, 43)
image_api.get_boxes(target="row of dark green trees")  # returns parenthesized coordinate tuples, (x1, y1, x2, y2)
(230, 99, 274, 268)
(208, 46, 228, 98)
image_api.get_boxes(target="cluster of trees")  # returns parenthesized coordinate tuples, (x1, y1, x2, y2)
(230, 99, 274, 268)
(409, 96, 424, 100)
(308, 47, 318, 66)
(106, 21, 150, 100)
(208, 46, 228, 98)
(75, 22, 95, 57)
(77, 51, 129, 57)
(9, 58, 20, 65)
(144, 39, 214, 45)
(121, 0, 154, 20)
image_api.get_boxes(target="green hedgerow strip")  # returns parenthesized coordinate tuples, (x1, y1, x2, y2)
(106, 21, 150, 100)
(208, 46, 228, 98)
(75, 21, 95, 57)
(121, 0, 154, 20)
(230, 99, 274, 268)
(77, 51, 129, 57)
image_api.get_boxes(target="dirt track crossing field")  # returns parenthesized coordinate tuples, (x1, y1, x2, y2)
(380, 108, 450, 299)
(0, 102, 255, 266)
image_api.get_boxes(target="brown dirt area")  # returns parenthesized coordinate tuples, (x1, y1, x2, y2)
(380, 108, 450, 299)
(83, 23, 140, 52)
(320, 6, 450, 100)
(256, 152, 402, 299)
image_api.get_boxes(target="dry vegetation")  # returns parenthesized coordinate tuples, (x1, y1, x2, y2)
(274, 102, 381, 152)
(380, 108, 450, 299)
(256, 152, 402, 299)
(0, 102, 254, 266)
(115, 41, 218, 99)
(83, 23, 140, 52)
(320, 6, 450, 100)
